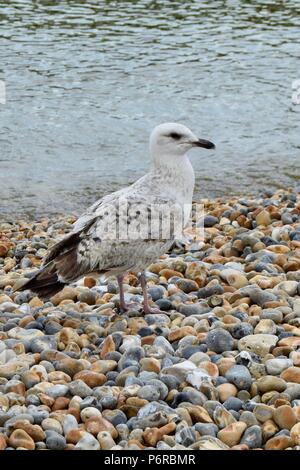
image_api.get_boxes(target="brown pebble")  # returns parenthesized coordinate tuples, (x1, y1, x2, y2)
(12, 420, 46, 442)
(0, 433, 7, 450)
(168, 326, 197, 342)
(273, 405, 298, 430)
(66, 429, 86, 444)
(140, 357, 161, 373)
(84, 277, 96, 288)
(85, 416, 117, 439)
(159, 269, 184, 280)
(290, 422, 300, 445)
(262, 419, 279, 441)
(52, 397, 70, 410)
(217, 383, 238, 402)
(8, 429, 35, 450)
(50, 287, 78, 305)
(280, 367, 300, 383)
(188, 406, 213, 424)
(264, 435, 292, 450)
(143, 422, 176, 446)
(217, 422, 247, 447)
(73, 370, 107, 387)
(100, 335, 115, 359)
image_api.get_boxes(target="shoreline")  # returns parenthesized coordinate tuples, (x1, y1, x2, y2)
(0, 188, 300, 450)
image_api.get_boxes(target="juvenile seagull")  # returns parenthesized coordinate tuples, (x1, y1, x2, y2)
(19, 123, 215, 313)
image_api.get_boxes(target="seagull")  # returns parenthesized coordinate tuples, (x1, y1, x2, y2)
(18, 123, 215, 314)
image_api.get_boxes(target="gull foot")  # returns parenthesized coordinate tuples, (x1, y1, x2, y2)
(119, 302, 143, 314)
(142, 304, 166, 315)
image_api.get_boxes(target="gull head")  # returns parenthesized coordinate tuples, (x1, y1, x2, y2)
(149, 122, 215, 161)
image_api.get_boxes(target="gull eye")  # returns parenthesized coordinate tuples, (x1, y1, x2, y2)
(169, 132, 181, 140)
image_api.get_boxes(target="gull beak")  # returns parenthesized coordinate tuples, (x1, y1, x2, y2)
(193, 138, 215, 149)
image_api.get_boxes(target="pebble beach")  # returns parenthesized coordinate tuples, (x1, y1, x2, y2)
(1, 189, 300, 451)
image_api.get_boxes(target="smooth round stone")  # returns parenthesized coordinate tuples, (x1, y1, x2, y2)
(225, 365, 252, 390)
(80, 407, 102, 422)
(146, 379, 168, 400)
(260, 309, 283, 323)
(46, 431, 66, 450)
(160, 375, 181, 390)
(69, 380, 93, 398)
(265, 358, 293, 375)
(105, 352, 121, 362)
(257, 376, 287, 393)
(230, 323, 253, 339)
(206, 329, 234, 354)
(44, 321, 62, 335)
(217, 421, 247, 447)
(78, 290, 96, 305)
(204, 215, 219, 227)
(181, 345, 207, 359)
(62, 414, 78, 435)
(8, 429, 35, 450)
(284, 384, 300, 401)
(26, 395, 41, 406)
(138, 327, 154, 337)
(46, 384, 69, 399)
(175, 427, 197, 446)
(148, 286, 165, 301)
(155, 299, 172, 311)
(273, 405, 297, 430)
(137, 385, 161, 402)
(194, 423, 218, 437)
(239, 411, 259, 427)
(253, 404, 273, 423)
(223, 397, 243, 412)
(75, 433, 100, 450)
(99, 396, 118, 409)
(240, 425, 262, 449)
(41, 418, 63, 434)
(175, 279, 199, 293)
(31, 410, 49, 425)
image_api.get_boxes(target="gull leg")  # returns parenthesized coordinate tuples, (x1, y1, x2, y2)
(117, 275, 127, 312)
(139, 272, 165, 314)
(117, 274, 142, 313)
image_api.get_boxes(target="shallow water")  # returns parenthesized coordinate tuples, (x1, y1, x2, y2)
(0, 0, 299, 216)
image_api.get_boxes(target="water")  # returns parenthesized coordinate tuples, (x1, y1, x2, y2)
(0, 0, 300, 216)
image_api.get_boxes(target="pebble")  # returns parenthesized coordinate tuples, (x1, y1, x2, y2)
(225, 365, 252, 390)
(46, 431, 66, 450)
(206, 329, 234, 353)
(240, 425, 262, 449)
(75, 432, 100, 450)
(273, 405, 297, 430)
(217, 422, 247, 447)
(238, 334, 278, 356)
(8, 429, 35, 450)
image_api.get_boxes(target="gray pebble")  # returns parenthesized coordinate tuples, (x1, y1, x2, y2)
(206, 328, 234, 353)
(225, 365, 252, 390)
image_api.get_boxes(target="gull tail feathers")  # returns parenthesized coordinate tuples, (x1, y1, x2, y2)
(16, 261, 66, 300)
